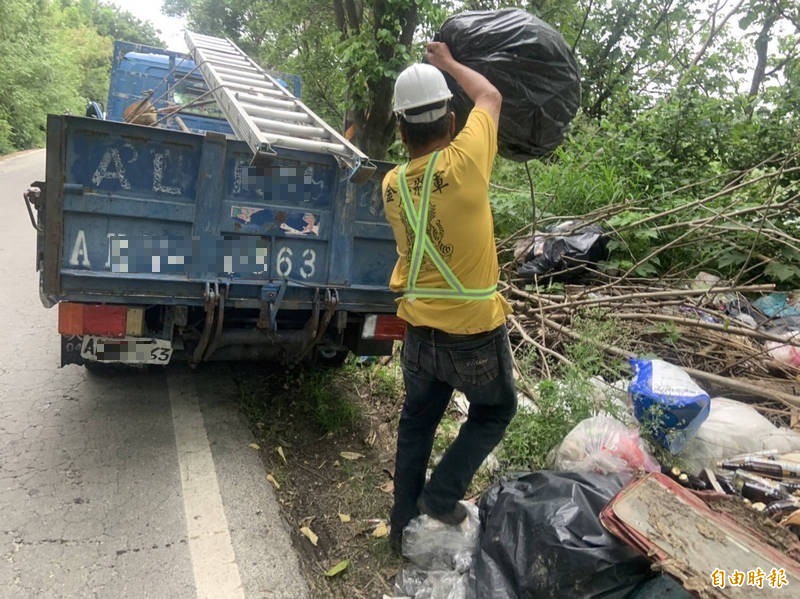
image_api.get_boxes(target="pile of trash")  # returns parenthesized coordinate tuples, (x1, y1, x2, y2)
(506, 276, 799, 412)
(389, 356, 800, 598)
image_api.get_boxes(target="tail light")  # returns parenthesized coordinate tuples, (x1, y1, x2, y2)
(361, 314, 406, 341)
(58, 303, 144, 337)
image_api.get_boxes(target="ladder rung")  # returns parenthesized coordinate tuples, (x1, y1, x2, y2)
(194, 41, 236, 53)
(200, 54, 252, 69)
(222, 81, 286, 97)
(201, 58, 255, 73)
(252, 117, 327, 138)
(241, 104, 312, 123)
(192, 33, 229, 42)
(215, 64, 261, 77)
(237, 93, 297, 111)
(202, 47, 245, 60)
(219, 72, 282, 90)
(263, 134, 346, 155)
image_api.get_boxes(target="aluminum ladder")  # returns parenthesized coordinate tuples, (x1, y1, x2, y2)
(185, 31, 375, 182)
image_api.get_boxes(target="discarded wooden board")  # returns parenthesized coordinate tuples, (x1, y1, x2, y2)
(601, 473, 800, 597)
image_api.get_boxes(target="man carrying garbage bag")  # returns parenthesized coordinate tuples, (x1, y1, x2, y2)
(383, 41, 517, 552)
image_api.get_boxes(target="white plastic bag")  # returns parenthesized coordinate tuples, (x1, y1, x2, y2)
(553, 415, 659, 474)
(402, 502, 479, 571)
(679, 397, 800, 474)
(394, 569, 467, 599)
(394, 502, 479, 599)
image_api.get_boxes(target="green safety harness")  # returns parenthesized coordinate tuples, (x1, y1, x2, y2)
(397, 151, 497, 301)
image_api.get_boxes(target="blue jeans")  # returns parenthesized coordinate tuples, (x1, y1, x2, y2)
(390, 324, 517, 532)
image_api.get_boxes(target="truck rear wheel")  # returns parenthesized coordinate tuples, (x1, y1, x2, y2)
(312, 347, 350, 368)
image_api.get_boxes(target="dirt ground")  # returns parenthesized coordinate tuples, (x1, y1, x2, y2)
(233, 360, 408, 598)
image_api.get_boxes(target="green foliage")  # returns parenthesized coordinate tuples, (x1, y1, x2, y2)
(0, 1, 82, 149)
(0, 0, 164, 154)
(499, 370, 595, 470)
(432, 416, 461, 456)
(63, 0, 164, 47)
(164, 0, 452, 158)
(567, 309, 631, 376)
(489, 189, 532, 237)
(302, 368, 363, 433)
(499, 309, 631, 471)
(491, 81, 800, 286)
(483, 1, 800, 287)
(363, 359, 402, 398)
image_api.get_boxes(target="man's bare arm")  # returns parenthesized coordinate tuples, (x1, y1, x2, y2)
(425, 41, 501, 127)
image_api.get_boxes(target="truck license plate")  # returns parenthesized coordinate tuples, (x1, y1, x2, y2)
(81, 336, 173, 365)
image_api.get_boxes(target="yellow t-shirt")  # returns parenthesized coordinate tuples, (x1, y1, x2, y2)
(381, 108, 512, 334)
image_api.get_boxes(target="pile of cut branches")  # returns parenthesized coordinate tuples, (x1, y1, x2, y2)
(496, 158, 800, 421)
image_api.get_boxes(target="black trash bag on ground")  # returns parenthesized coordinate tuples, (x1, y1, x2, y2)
(437, 8, 581, 161)
(467, 471, 652, 599)
(516, 220, 606, 280)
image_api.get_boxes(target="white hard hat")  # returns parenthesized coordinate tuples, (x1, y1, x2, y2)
(393, 63, 453, 123)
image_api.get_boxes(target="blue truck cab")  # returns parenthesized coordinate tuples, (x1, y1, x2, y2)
(26, 40, 403, 368)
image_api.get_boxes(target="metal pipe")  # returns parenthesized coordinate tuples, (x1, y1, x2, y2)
(192, 283, 217, 364)
(202, 286, 226, 361)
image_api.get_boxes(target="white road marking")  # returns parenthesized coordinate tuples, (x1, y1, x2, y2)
(168, 371, 245, 599)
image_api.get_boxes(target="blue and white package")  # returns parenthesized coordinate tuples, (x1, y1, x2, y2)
(629, 358, 710, 454)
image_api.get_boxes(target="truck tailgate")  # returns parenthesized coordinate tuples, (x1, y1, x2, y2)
(39, 115, 397, 313)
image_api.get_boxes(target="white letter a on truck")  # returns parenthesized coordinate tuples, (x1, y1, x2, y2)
(69, 230, 92, 268)
(92, 148, 131, 190)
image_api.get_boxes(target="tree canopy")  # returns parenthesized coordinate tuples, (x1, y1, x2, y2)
(0, 0, 164, 153)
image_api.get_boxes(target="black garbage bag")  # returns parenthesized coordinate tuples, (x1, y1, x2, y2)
(516, 220, 606, 280)
(437, 9, 581, 161)
(468, 471, 652, 599)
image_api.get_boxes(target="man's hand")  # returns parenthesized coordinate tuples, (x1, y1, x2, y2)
(425, 42, 456, 72)
(424, 40, 501, 126)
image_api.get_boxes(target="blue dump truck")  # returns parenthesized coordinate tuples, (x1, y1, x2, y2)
(25, 37, 404, 368)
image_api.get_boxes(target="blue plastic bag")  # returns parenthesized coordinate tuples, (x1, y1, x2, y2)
(629, 358, 710, 454)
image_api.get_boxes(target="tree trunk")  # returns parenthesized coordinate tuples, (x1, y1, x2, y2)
(746, 13, 777, 118)
(349, 0, 420, 159)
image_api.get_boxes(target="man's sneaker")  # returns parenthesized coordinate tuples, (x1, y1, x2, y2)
(416, 495, 467, 526)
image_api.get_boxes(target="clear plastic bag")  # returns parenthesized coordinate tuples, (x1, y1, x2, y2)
(764, 335, 800, 368)
(394, 502, 479, 599)
(553, 415, 659, 474)
(394, 569, 467, 599)
(402, 502, 479, 571)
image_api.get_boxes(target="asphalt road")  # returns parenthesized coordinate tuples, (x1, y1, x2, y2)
(0, 150, 309, 598)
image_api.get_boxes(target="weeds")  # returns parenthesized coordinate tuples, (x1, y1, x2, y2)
(566, 309, 632, 380)
(498, 309, 633, 472)
(233, 363, 362, 435)
(499, 370, 596, 470)
(309, 374, 363, 433)
(432, 416, 461, 457)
